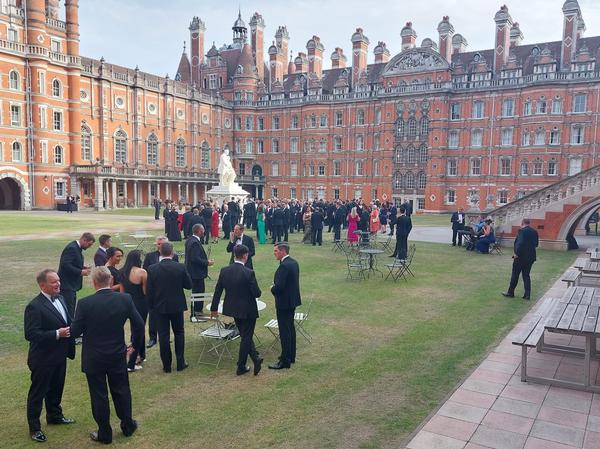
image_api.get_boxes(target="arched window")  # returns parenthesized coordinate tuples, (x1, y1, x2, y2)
(319, 114, 327, 127)
(406, 145, 416, 164)
(408, 118, 417, 137)
(201, 141, 210, 169)
(520, 160, 528, 176)
(114, 129, 128, 163)
(396, 118, 405, 137)
(405, 172, 415, 189)
(146, 133, 158, 165)
(9, 70, 19, 90)
(54, 145, 63, 164)
(394, 148, 403, 164)
(357, 109, 365, 125)
(419, 145, 428, 163)
(420, 117, 429, 135)
(12, 141, 21, 161)
(175, 138, 185, 167)
(393, 172, 402, 189)
(310, 114, 316, 128)
(81, 124, 92, 160)
(417, 171, 427, 189)
(52, 79, 61, 97)
(533, 158, 543, 175)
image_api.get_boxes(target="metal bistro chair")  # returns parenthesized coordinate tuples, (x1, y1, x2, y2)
(385, 244, 416, 282)
(377, 233, 394, 253)
(264, 318, 281, 352)
(345, 249, 367, 281)
(294, 295, 313, 343)
(490, 233, 503, 255)
(197, 317, 240, 368)
(113, 233, 137, 250)
(332, 238, 347, 253)
(190, 292, 212, 323)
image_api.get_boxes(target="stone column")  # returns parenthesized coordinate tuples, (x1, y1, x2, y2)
(147, 181, 152, 207)
(111, 180, 117, 209)
(133, 180, 138, 207)
(193, 183, 198, 205)
(185, 183, 189, 203)
(94, 177, 104, 210)
(177, 182, 181, 202)
(123, 180, 128, 207)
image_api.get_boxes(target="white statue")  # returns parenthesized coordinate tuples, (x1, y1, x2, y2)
(218, 149, 236, 187)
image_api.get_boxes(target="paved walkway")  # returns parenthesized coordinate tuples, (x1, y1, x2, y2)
(404, 262, 600, 449)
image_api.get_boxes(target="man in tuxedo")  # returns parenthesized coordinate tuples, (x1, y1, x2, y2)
(387, 204, 397, 235)
(450, 208, 466, 246)
(269, 242, 302, 370)
(211, 244, 263, 376)
(390, 206, 412, 259)
(311, 207, 324, 246)
(182, 205, 193, 239)
(153, 197, 161, 220)
(227, 224, 256, 269)
(502, 219, 539, 300)
(25, 269, 76, 443)
(185, 224, 214, 316)
(147, 242, 192, 372)
(58, 232, 95, 318)
(332, 201, 344, 241)
(142, 236, 179, 348)
(272, 203, 285, 243)
(201, 202, 213, 244)
(70, 267, 144, 444)
(94, 234, 112, 267)
(228, 197, 239, 226)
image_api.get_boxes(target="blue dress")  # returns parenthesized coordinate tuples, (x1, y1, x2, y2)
(476, 229, 496, 253)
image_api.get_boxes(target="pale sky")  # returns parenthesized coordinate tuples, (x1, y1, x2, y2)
(78, 0, 600, 76)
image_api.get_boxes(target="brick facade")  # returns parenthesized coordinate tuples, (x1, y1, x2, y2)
(0, 1, 598, 212)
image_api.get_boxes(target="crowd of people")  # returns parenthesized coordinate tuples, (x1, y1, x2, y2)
(25, 221, 302, 444)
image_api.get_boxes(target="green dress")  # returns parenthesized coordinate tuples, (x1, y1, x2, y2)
(257, 211, 266, 244)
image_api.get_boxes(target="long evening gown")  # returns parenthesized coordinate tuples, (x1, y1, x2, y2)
(347, 214, 360, 242)
(257, 211, 266, 244)
(122, 275, 147, 370)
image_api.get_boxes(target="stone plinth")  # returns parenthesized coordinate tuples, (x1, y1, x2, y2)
(206, 183, 250, 207)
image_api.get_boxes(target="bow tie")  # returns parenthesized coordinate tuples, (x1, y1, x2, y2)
(50, 295, 60, 302)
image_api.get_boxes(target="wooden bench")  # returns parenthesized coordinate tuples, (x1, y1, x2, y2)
(574, 257, 589, 270)
(562, 270, 582, 287)
(512, 297, 557, 382)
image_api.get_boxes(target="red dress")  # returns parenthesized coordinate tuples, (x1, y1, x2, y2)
(211, 210, 220, 238)
(347, 214, 360, 242)
(177, 213, 183, 231)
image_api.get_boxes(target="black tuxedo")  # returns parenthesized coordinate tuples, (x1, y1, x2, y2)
(25, 293, 75, 432)
(450, 211, 466, 246)
(507, 225, 539, 298)
(226, 234, 256, 269)
(310, 210, 324, 245)
(272, 208, 285, 243)
(71, 289, 143, 443)
(333, 207, 344, 240)
(271, 256, 302, 365)
(94, 247, 108, 267)
(58, 240, 85, 316)
(182, 210, 194, 239)
(202, 207, 213, 243)
(392, 215, 413, 259)
(185, 236, 209, 314)
(147, 259, 192, 371)
(142, 251, 178, 341)
(211, 262, 262, 370)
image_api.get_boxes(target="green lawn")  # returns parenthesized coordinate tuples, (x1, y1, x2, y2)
(98, 207, 156, 217)
(0, 229, 574, 448)
(411, 213, 452, 227)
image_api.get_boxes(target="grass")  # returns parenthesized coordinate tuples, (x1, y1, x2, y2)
(411, 213, 452, 227)
(0, 217, 575, 448)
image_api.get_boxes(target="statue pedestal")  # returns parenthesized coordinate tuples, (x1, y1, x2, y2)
(206, 183, 250, 207)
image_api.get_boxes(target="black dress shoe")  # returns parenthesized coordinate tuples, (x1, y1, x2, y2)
(47, 417, 75, 425)
(253, 357, 263, 376)
(121, 420, 138, 437)
(177, 363, 189, 372)
(236, 366, 250, 376)
(146, 339, 157, 349)
(522, 295, 531, 300)
(89, 432, 111, 444)
(501, 292, 515, 298)
(268, 361, 291, 370)
(31, 430, 47, 443)
(163, 367, 172, 373)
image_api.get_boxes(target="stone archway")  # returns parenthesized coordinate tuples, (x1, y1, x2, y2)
(0, 171, 31, 210)
(557, 196, 600, 242)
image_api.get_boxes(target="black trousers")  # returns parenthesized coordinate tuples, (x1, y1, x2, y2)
(393, 235, 408, 259)
(191, 278, 205, 314)
(154, 208, 160, 219)
(272, 225, 283, 243)
(276, 308, 296, 365)
(508, 258, 534, 297)
(157, 312, 185, 370)
(312, 227, 322, 245)
(333, 224, 341, 241)
(127, 307, 148, 370)
(452, 228, 463, 246)
(27, 361, 66, 432)
(148, 310, 158, 342)
(85, 366, 135, 443)
(203, 229, 211, 244)
(233, 317, 259, 369)
(60, 289, 77, 319)
(284, 226, 289, 242)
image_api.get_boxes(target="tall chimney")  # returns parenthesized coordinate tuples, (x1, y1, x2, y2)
(288, 51, 296, 74)
(510, 22, 523, 47)
(493, 5, 513, 73)
(249, 13, 265, 81)
(268, 41, 282, 86)
(331, 47, 347, 68)
(189, 17, 206, 86)
(562, 1, 582, 69)
(401, 22, 417, 50)
(374, 42, 390, 63)
(351, 28, 369, 87)
(437, 16, 454, 62)
(275, 26, 290, 75)
(306, 35, 324, 77)
(452, 34, 468, 54)
(295, 52, 308, 73)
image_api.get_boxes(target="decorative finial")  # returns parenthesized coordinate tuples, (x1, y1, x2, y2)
(183, 41, 186, 53)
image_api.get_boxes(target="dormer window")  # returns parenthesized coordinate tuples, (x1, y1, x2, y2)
(236, 65, 243, 74)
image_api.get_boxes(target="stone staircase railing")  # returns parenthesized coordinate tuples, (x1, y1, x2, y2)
(490, 164, 600, 230)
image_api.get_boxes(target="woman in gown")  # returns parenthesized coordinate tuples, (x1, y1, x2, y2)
(347, 207, 360, 244)
(163, 200, 170, 234)
(379, 204, 389, 234)
(211, 207, 220, 243)
(370, 205, 380, 234)
(301, 207, 313, 244)
(475, 219, 496, 254)
(119, 250, 148, 372)
(105, 247, 124, 291)
(167, 205, 181, 241)
(256, 206, 266, 244)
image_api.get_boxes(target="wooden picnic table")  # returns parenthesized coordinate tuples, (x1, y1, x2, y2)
(539, 286, 600, 392)
(582, 261, 600, 276)
(590, 251, 600, 262)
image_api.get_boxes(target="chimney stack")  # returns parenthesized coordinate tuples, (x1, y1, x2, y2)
(493, 5, 513, 73)
(351, 28, 369, 87)
(561, 1, 584, 69)
(401, 22, 417, 50)
(295, 52, 308, 73)
(189, 16, 206, 86)
(249, 13, 265, 81)
(331, 47, 347, 68)
(510, 22, 523, 47)
(306, 35, 325, 77)
(437, 16, 454, 62)
(452, 34, 468, 54)
(374, 42, 390, 64)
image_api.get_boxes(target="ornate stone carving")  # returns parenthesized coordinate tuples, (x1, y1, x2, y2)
(383, 48, 449, 75)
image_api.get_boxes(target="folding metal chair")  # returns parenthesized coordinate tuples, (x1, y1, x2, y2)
(113, 233, 137, 250)
(264, 318, 280, 352)
(377, 234, 394, 253)
(490, 234, 503, 255)
(190, 292, 212, 322)
(345, 250, 367, 281)
(332, 239, 346, 253)
(197, 317, 240, 368)
(294, 296, 313, 343)
(385, 244, 416, 281)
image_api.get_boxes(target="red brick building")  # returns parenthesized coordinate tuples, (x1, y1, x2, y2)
(0, 1, 598, 213)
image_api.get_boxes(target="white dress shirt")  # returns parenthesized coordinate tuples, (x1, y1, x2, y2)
(41, 291, 67, 339)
